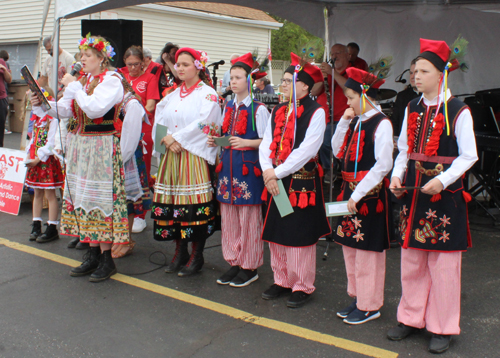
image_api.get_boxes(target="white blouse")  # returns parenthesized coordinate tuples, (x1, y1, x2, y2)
(26, 107, 59, 162)
(152, 82, 221, 165)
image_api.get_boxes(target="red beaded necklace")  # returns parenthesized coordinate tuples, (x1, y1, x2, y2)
(179, 79, 202, 98)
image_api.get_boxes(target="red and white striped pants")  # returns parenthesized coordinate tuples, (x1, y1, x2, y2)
(397, 249, 462, 335)
(269, 243, 316, 294)
(342, 246, 386, 311)
(220, 203, 263, 270)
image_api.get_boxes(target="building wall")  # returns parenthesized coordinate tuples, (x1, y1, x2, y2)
(0, 1, 278, 83)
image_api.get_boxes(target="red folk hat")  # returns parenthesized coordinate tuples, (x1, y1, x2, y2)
(253, 72, 267, 80)
(345, 67, 384, 98)
(175, 47, 200, 63)
(418, 38, 451, 72)
(231, 52, 254, 74)
(285, 52, 323, 90)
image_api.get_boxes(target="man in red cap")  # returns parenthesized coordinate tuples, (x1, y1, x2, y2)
(259, 52, 331, 308)
(331, 67, 394, 325)
(389, 38, 478, 354)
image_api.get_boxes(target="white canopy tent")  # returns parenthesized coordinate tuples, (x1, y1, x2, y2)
(49, 0, 500, 95)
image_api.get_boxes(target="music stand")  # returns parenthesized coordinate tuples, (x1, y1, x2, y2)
(211, 64, 220, 93)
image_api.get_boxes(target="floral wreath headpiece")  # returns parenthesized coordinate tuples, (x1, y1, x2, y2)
(78, 32, 116, 60)
(174, 48, 210, 71)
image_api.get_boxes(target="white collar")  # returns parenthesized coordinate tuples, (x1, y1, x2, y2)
(359, 105, 382, 122)
(418, 88, 452, 106)
(234, 94, 251, 107)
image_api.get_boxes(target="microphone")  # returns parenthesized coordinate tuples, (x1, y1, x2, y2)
(395, 69, 409, 84)
(59, 62, 82, 91)
(207, 60, 225, 67)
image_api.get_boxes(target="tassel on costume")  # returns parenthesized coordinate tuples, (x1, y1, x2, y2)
(376, 199, 384, 213)
(337, 191, 344, 202)
(359, 203, 369, 216)
(462, 191, 472, 203)
(289, 192, 297, 207)
(215, 162, 223, 173)
(261, 187, 268, 201)
(298, 191, 308, 209)
(309, 191, 316, 206)
(242, 164, 249, 176)
(254, 166, 262, 177)
(317, 165, 324, 178)
(430, 193, 441, 202)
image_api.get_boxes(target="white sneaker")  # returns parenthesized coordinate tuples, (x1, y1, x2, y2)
(4, 129, 12, 134)
(132, 217, 147, 233)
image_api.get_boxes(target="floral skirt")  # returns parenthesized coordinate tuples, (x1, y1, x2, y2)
(60, 135, 130, 244)
(151, 150, 216, 242)
(25, 155, 65, 189)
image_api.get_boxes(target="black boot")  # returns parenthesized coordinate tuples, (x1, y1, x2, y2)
(36, 224, 60, 243)
(29, 221, 42, 241)
(67, 237, 80, 248)
(165, 239, 190, 273)
(70, 246, 101, 276)
(178, 240, 205, 277)
(75, 241, 90, 250)
(89, 249, 117, 282)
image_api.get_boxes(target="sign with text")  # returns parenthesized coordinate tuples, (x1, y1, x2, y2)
(0, 148, 27, 215)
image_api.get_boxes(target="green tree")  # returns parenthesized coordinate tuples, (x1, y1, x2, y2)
(270, 15, 324, 61)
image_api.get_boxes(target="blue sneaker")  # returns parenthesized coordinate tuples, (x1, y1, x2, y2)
(337, 299, 357, 318)
(343, 308, 381, 325)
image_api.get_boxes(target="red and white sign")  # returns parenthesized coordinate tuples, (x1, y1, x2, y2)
(0, 148, 27, 215)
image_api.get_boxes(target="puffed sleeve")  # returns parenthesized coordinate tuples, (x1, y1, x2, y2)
(151, 93, 172, 158)
(172, 89, 221, 165)
(258, 106, 276, 172)
(121, 99, 145, 163)
(37, 117, 59, 162)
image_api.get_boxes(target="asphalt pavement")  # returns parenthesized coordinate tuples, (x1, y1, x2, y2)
(1, 132, 499, 358)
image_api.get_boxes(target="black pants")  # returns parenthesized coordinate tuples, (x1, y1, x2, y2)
(0, 97, 9, 147)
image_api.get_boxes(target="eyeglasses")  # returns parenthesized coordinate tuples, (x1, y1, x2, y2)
(280, 78, 293, 85)
(126, 62, 142, 68)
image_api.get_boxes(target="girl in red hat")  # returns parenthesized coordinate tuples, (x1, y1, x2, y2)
(152, 47, 220, 277)
(388, 38, 478, 354)
(331, 67, 394, 325)
(207, 52, 270, 287)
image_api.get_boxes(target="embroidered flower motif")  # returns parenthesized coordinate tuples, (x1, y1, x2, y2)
(198, 122, 220, 136)
(401, 205, 408, 215)
(154, 207, 163, 216)
(205, 94, 218, 103)
(352, 217, 362, 229)
(439, 214, 451, 227)
(439, 230, 450, 243)
(353, 230, 365, 242)
(204, 207, 210, 215)
(161, 229, 169, 239)
(426, 209, 437, 219)
(181, 228, 193, 239)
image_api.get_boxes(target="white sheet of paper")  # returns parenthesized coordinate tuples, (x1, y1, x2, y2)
(325, 201, 351, 217)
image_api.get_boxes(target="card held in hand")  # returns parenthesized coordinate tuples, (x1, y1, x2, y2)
(20, 65, 51, 111)
(273, 180, 294, 217)
(154, 124, 168, 154)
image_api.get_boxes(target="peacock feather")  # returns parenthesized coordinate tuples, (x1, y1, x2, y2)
(448, 35, 469, 72)
(298, 38, 323, 63)
(366, 55, 394, 87)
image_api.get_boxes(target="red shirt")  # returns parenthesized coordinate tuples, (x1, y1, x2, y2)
(0, 59, 8, 99)
(350, 57, 369, 71)
(327, 67, 350, 122)
(145, 61, 162, 81)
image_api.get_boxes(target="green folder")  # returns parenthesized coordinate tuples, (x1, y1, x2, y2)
(214, 135, 232, 147)
(325, 201, 351, 217)
(273, 180, 294, 217)
(154, 124, 168, 154)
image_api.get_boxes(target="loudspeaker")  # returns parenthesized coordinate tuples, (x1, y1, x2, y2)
(81, 19, 143, 69)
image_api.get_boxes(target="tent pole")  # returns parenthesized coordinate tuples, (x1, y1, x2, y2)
(53, 16, 61, 99)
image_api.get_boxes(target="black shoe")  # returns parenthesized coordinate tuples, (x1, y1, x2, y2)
(287, 291, 311, 308)
(429, 334, 451, 354)
(70, 247, 101, 277)
(387, 323, 419, 341)
(178, 240, 205, 277)
(216, 266, 240, 285)
(67, 237, 80, 248)
(89, 250, 117, 282)
(262, 284, 292, 300)
(75, 241, 90, 250)
(229, 269, 258, 287)
(36, 224, 60, 243)
(337, 299, 357, 318)
(165, 239, 189, 273)
(29, 221, 42, 241)
(343, 309, 381, 325)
